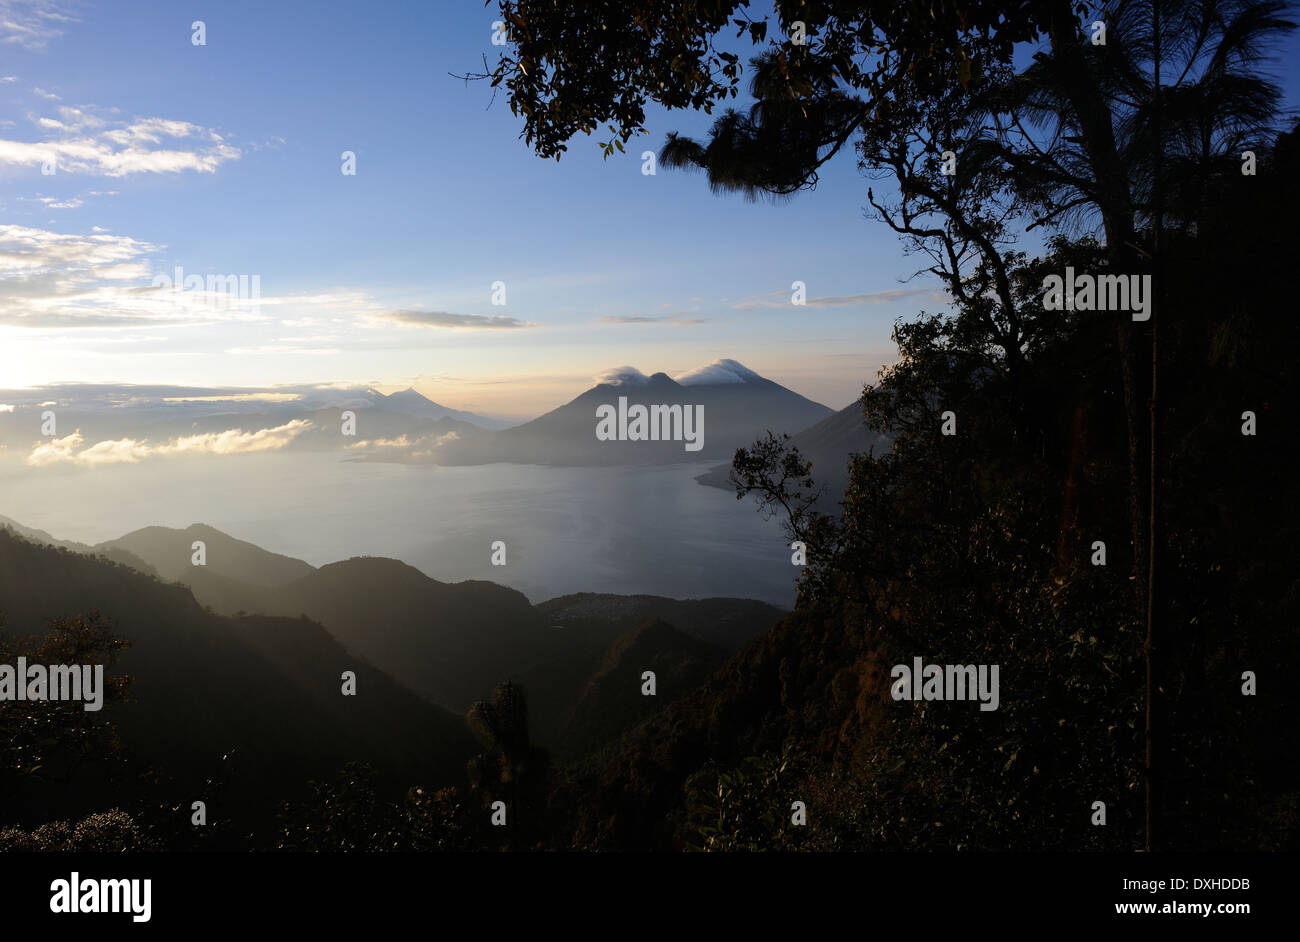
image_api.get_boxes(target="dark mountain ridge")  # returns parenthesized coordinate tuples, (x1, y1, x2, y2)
(0, 529, 475, 834)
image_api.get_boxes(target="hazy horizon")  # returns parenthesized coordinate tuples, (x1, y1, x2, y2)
(0, 356, 859, 425)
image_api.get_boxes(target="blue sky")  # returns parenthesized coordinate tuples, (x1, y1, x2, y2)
(2, 0, 1297, 419)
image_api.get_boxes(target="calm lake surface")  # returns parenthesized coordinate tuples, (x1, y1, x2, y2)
(0, 453, 797, 607)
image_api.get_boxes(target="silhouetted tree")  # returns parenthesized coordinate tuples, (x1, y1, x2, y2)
(0, 612, 133, 822)
(466, 681, 550, 849)
(484, 0, 1297, 852)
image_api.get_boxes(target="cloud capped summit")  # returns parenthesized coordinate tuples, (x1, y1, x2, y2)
(593, 366, 654, 387)
(595, 359, 765, 389)
(673, 359, 764, 386)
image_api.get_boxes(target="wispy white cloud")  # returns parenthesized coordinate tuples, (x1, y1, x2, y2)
(377, 309, 536, 329)
(26, 429, 83, 464)
(21, 194, 81, 208)
(225, 344, 341, 356)
(26, 419, 314, 467)
(0, 1, 76, 50)
(593, 365, 651, 386)
(596, 314, 709, 325)
(0, 106, 240, 176)
(160, 393, 302, 404)
(346, 434, 415, 450)
(731, 286, 948, 311)
(411, 430, 460, 458)
(346, 429, 461, 459)
(0, 223, 166, 327)
(0, 225, 388, 329)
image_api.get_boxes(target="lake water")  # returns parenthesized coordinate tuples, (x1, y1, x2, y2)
(0, 453, 798, 607)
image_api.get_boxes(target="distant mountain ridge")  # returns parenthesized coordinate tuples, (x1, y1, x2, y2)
(0, 515, 157, 574)
(97, 523, 316, 586)
(2, 516, 788, 760)
(0, 382, 510, 427)
(0, 364, 831, 470)
(430, 359, 834, 466)
(0, 383, 512, 462)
